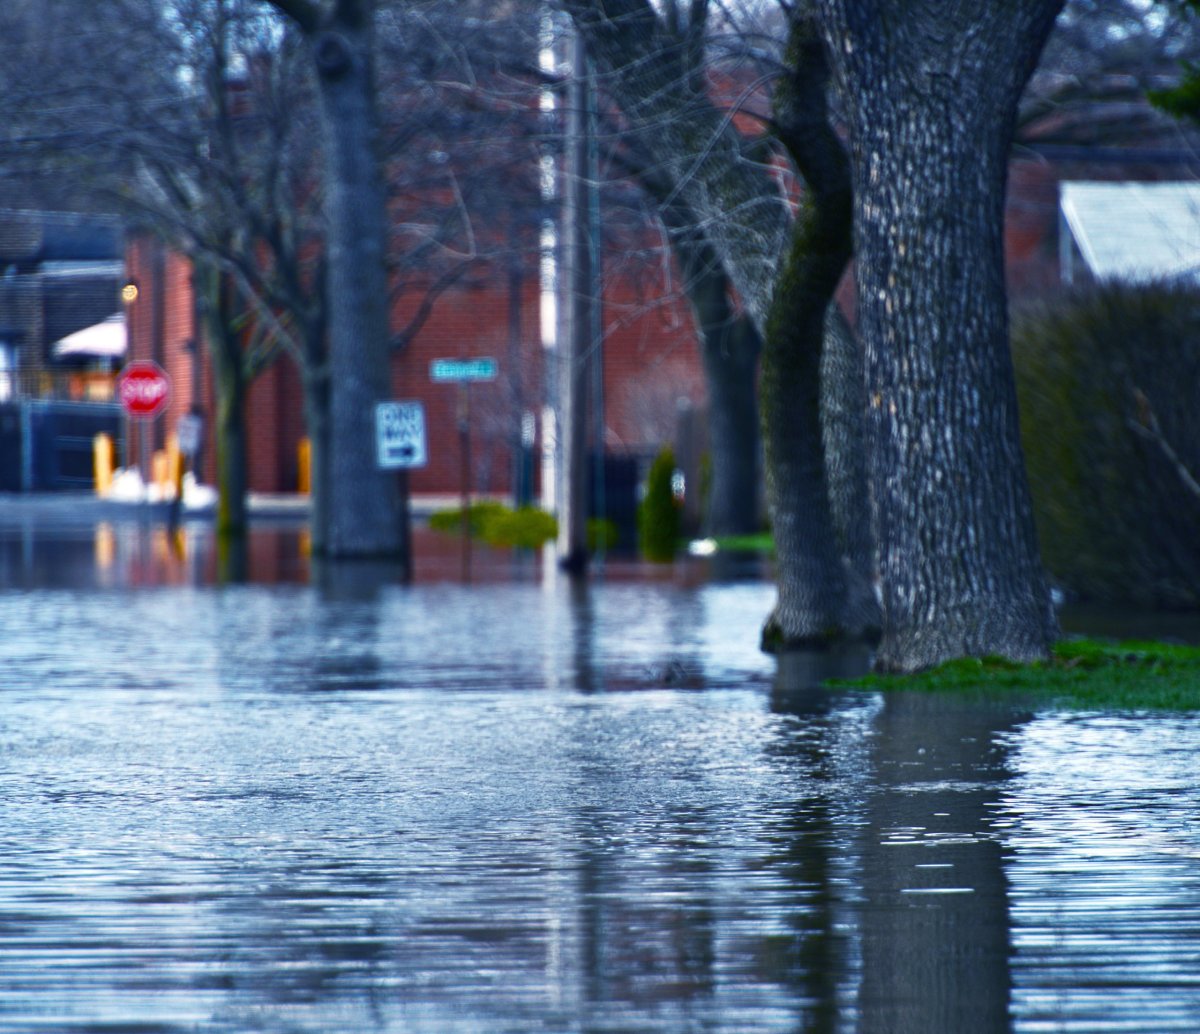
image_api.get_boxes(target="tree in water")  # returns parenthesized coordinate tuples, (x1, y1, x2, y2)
(760, 10, 877, 648)
(266, 0, 406, 559)
(810, 0, 1063, 670)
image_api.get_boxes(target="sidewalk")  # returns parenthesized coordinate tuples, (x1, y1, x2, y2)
(0, 491, 469, 525)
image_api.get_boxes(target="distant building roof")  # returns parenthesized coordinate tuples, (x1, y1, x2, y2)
(51, 312, 126, 360)
(1059, 181, 1200, 283)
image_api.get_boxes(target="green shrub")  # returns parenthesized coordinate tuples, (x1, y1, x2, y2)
(429, 502, 556, 549)
(1012, 282, 1200, 607)
(480, 505, 557, 549)
(638, 446, 681, 562)
(428, 500, 505, 536)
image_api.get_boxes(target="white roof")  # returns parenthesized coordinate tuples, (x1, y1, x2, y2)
(51, 312, 126, 359)
(1060, 181, 1200, 283)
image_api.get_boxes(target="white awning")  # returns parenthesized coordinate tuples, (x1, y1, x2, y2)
(51, 312, 126, 359)
(1060, 181, 1200, 283)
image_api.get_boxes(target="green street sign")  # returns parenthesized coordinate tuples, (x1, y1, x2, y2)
(430, 357, 498, 383)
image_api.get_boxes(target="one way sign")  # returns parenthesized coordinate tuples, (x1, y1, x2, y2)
(375, 401, 428, 470)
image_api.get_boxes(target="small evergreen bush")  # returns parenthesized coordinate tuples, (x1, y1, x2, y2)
(638, 447, 681, 562)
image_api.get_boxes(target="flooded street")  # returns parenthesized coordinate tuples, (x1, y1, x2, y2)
(2, 514, 1200, 1032)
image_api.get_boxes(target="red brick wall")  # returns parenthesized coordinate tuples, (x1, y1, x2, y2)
(393, 272, 541, 498)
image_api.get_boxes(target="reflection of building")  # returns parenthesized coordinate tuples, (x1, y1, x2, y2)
(0, 210, 126, 492)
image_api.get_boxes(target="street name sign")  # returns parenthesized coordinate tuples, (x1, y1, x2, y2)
(429, 357, 498, 383)
(375, 400, 427, 469)
(117, 360, 171, 419)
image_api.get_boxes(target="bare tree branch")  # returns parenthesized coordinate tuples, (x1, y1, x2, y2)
(1129, 387, 1200, 502)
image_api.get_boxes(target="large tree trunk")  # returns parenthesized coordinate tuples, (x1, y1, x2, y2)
(814, 0, 1062, 671)
(760, 12, 878, 648)
(820, 307, 878, 633)
(308, 0, 404, 558)
(567, 1, 868, 641)
(556, 31, 596, 575)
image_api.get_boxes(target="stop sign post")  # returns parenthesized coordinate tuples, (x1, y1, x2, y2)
(116, 361, 171, 498)
(117, 361, 171, 419)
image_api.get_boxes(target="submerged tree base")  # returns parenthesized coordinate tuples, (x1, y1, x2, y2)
(761, 608, 881, 655)
(832, 638, 1200, 710)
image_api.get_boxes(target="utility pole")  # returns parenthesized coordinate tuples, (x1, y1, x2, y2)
(556, 30, 598, 575)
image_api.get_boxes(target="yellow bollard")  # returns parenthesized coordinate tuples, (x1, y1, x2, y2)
(298, 437, 311, 495)
(166, 434, 183, 500)
(152, 450, 169, 496)
(93, 433, 114, 496)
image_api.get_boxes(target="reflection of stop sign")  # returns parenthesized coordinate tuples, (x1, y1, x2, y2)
(117, 361, 171, 418)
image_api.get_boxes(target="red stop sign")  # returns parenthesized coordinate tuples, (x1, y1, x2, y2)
(117, 361, 171, 418)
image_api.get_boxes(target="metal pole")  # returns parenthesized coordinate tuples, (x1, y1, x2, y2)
(556, 31, 597, 575)
(140, 420, 151, 505)
(459, 382, 471, 582)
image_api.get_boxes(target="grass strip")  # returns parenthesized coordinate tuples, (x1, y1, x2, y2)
(831, 638, 1200, 710)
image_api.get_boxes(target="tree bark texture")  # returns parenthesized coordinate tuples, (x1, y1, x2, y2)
(759, 225, 853, 648)
(814, 0, 1062, 670)
(820, 307, 878, 632)
(308, 0, 404, 558)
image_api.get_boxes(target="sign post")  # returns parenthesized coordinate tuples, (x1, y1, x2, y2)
(375, 401, 427, 579)
(429, 358, 498, 581)
(116, 360, 171, 499)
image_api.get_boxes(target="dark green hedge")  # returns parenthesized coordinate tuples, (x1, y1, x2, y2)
(1013, 282, 1200, 607)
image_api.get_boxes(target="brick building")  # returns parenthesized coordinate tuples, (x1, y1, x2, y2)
(121, 226, 703, 502)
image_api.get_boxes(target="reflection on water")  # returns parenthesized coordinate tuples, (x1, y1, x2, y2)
(0, 516, 773, 591)
(0, 520, 1199, 1031)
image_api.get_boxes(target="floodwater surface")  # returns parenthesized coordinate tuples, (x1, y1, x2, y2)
(1, 518, 1200, 1032)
